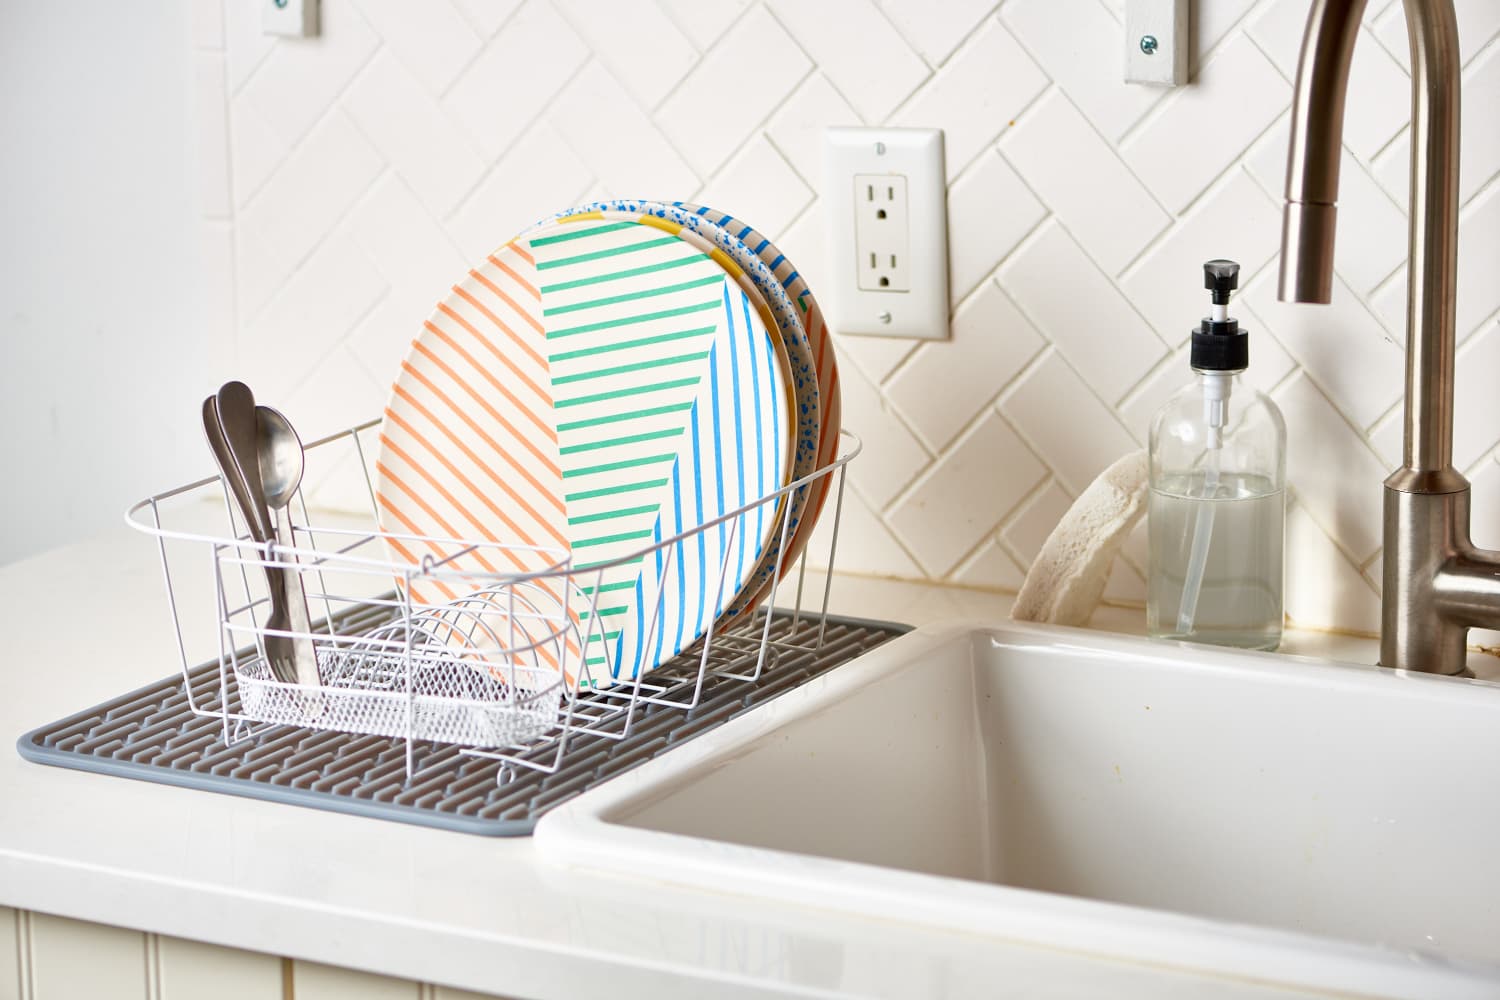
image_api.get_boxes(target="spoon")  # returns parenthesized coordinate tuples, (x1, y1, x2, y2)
(204, 388, 296, 684)
(256, 404, 321, 689)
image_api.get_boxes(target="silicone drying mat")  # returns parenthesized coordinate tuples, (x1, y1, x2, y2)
(17, 607, 907, 836)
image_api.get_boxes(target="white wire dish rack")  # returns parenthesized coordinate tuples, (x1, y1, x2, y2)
(126, 417, 860, 782)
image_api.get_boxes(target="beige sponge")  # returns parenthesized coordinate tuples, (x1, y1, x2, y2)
(1012, 450, 1149, 626)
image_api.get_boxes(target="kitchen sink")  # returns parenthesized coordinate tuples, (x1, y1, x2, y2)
(536, 621, 1500, 998)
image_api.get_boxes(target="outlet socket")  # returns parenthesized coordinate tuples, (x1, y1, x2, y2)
(854, 174, 911, 292)
(825, 127, 948, 340)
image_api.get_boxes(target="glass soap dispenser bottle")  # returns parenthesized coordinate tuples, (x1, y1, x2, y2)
(1148, 260, 1287, 651)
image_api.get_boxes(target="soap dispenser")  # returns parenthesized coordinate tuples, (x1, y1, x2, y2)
(1148, 260, 1286, 650)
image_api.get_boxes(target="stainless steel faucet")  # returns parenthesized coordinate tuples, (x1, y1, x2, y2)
(1279, 0, 1500, 675)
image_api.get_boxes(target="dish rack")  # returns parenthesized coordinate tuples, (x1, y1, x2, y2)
(126, 417, 860, 783)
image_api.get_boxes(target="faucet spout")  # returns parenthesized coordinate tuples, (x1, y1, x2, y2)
(1278, 0, 1489, 674)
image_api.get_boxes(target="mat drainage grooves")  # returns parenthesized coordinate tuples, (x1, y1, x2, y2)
(18, 611, 906, 836)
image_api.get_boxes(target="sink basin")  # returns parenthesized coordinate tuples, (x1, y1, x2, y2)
(537, 621, 1500, 997)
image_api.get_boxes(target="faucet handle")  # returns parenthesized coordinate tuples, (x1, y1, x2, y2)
(1204, 260, 1240, 304)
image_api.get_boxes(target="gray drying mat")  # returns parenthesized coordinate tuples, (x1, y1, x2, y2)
(17, 610, 907, 836)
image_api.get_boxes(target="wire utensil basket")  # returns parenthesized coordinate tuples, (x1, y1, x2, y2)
(126, 417, 860, 781)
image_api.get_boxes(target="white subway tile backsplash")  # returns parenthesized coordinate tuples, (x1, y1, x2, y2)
(764, 0, 928, 124)
(656, 0, 751, 52)
(553, 0, 699, 110)
(351, 0, 482, 95)
(999, 223, 1166, 405)
(234, 226, 293, 322)
(229, 97, 289, 208)
(447, 122, 592, 260)
(1373, 0, 1500, 72)
(1243, 271, 1405, 431)
(444, 0, 589, 161)
(831, 328, 920, 388)
(1192, 0, 1260, 72)
(1374, 43, 1500, 210)
(240, 111, 383, 269)
(765, 74, 861, 185)
(1102, 557, 1147, 605)
(222, 0, 276, 91)
(1117, 346, 1189, 445)
(449, 0, 523, 39)
(343, 53, 487, 217)
(1248, 118, 1408, 297)
(198, 0, 1500, 637)
(656, 5, 810, 175)
(893, 18, 1047, 180)
(1001, 90, 1170, 276)
(945, 149, 1046, 304)
(1244, 0, 1312, 78)
(547, 61, 699, 198)
(1001, 0, 1161, 142)
(838, 359, 931, 509)
(999, 350, 1139, 497)
(1340, 30, 1412, 161)
(1469, 456, 1500, 550)
(1250, 0, 1405, 161)
(876, 0, 996, 69)
(283, 345, 389, 444)
(1120, 168, 1281, 344)
(1372, 182, 1500, 341)
(1273, 372, 1388, 561)
(886, 280, 1044, 452)
(804, 482, 922, 577)
(1000, 477, 1070, 569)
(1123, 36, 1289, 213)
(347, 175, 468, 322)
(1286, 502, 1382, 633)
(1452, 322, 1500, 471)
(239, 0, 379, 148)
(888, 410, 1046, 576)
(696, 135, 812, 242)
(241, 231, 388, 398)
(950, 536, 1028, 591)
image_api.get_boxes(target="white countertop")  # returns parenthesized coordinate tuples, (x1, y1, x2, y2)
(2, 527, 1494, 998)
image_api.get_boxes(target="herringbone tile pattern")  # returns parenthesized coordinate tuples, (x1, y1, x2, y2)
(189, 0, 1500, 633)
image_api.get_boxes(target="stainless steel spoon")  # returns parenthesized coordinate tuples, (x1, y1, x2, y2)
(256, 404, 321, 689)
(203, 386, 297, 684)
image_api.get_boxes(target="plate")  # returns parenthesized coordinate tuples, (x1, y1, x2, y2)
(674, 203, 843, 608)
(377, 213, 792, 683)
(572, 200, 822, 617)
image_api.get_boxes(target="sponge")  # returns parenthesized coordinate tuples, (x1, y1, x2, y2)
(1012, 450, 1149, 626)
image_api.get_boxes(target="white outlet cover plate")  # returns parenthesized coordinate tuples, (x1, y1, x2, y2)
(263, 0, 319, 37)
(824, 127, 949, 340)
(1125, 0, 1188, 86)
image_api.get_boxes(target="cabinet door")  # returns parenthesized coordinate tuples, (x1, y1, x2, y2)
(29, 913, 147, 1000)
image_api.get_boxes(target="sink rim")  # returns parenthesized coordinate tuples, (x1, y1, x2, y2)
(536, 620, 1500, 999)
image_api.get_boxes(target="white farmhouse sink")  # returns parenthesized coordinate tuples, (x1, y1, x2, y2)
(537, 621, 1500, 998)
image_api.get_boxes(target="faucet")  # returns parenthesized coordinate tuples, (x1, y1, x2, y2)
(1280, 0, 1500, 676)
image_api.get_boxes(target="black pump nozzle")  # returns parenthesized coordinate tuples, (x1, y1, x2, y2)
(1204, 259, 1240, 305)
(1191, 259, 1248, 372)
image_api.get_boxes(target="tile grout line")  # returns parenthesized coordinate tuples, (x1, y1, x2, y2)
(649, 0, 777, 118)
(439, 55, 601, 228)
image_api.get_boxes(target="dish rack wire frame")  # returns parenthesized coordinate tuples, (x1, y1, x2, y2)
(125, 416, 863, 783)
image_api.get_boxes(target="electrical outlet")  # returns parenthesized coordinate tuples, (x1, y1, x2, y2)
(825, 127, 948, 340)
(854, 174, 910, 292)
